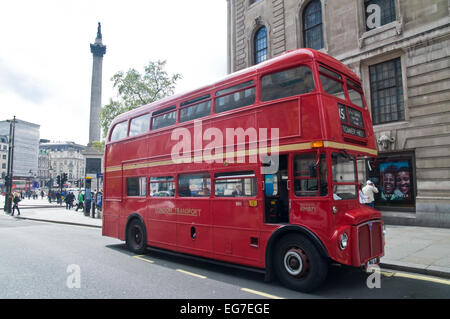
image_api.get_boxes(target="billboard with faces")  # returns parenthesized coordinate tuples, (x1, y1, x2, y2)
(378, 161, 413, 204)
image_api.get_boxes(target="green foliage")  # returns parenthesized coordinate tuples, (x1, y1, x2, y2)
(99, 60, 182, 138)
(91, 140, 105, 154)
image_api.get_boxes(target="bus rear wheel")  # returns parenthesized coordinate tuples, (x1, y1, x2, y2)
(126, 218, 147, 254)
(274, 234, 328, 292)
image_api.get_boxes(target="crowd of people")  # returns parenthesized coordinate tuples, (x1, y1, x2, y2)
(3, 188, 102, 215)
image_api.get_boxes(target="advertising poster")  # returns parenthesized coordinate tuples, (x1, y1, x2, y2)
(378, 160, 413, 204)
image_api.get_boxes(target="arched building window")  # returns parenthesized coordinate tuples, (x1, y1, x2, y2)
(303, 0, 323, 50)
(254, 26, 268, 65)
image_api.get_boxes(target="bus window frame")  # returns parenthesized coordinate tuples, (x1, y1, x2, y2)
(179, 98, 212, 124)
(258, 63, 317, 103)
(213, 170, 258, 198)
(149, 175, 176, 198)
(318, 65, 347, 102)
(151, 107, 178, 131)
(331, 151, 358, 200)
(177, 172, 212, 198)
(214, 81, 256, 115)
(125, 176, 147, 198)
(129, 113, 151, 138)
(109, 120, 129, 143)
(345, 78, 366, 109)
(292, 151, 329, 198)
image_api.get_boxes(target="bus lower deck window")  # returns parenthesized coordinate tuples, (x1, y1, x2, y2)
(150, 176, 175, 197)
(214, 171, 257, 197)
(126, 177, 147, 197)
(178, 173, 211, 197)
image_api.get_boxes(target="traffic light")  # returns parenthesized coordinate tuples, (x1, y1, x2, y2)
(57, 175, 61, 186)
(62, 173, 68, 185)
(85, 176, 92, 189)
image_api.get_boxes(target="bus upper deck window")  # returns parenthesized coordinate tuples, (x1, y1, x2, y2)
(261, 66, 315, 102)
(319, 66, 345, 100)
(110, 121, 128, 142)
(129, 114, 150, 137)
(347, 79, 364, 108)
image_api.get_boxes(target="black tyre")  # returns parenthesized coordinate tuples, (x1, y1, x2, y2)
(273, 234, 328, 292)
(126, 218, 147, 254)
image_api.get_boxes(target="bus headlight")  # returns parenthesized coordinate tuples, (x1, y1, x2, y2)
(339, 233, 349, 250)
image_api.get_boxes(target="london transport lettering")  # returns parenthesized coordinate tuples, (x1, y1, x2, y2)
(155, 207, 201, 217)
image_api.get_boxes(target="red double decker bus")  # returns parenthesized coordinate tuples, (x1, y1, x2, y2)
(102, 49, 384, 292)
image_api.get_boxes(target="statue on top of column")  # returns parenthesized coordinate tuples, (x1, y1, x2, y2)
(97, 22, 102, 39)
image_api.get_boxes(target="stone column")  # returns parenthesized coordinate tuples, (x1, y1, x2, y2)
(89, 22, 106, 145)
(84, 23, 106, 195)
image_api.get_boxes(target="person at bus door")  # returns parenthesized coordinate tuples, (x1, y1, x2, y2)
(359, 183, 367, 204)
(362, 180, 378, 208)
(11, 192, 21, 216)
(232, 184, 243, 197)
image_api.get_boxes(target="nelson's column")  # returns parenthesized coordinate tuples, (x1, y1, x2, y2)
(83, 22, 106, 192)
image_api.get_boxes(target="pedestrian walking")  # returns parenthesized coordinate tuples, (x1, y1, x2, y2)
(76, 191, 84, 212)
(362, 180, 378, 208)
(11, 192, 21, 216)
(68, 192, 75, 210)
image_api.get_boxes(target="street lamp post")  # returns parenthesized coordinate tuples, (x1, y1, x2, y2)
(3, 116, 16, 214)
(48, 167, 53, 203)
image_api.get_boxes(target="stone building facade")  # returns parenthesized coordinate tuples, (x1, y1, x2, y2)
(39, 141, 86, 186)
(226, 0, 450, 224)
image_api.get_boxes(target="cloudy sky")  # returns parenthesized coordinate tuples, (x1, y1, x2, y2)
(0, 0, 228, 145)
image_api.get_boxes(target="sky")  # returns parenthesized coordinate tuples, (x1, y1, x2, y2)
(0, 0, 228, 146)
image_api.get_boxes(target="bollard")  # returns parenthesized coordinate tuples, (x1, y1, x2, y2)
(91, 200, 96, 218)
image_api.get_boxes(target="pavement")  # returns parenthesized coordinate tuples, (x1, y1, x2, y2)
(1, 196, 450, 279)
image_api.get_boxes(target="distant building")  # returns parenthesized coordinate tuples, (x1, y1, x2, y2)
(0, 135, 8, 189)
(38, 148, 51, 189)
(0, 119, 40, 179)
(39, 141, 86, 186)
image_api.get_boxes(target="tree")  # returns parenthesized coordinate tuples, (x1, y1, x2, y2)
(99, 60, 182, 138)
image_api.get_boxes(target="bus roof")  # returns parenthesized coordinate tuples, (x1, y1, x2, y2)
(110, 49, 360, 127)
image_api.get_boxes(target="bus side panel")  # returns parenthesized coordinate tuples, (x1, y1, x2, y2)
(212, 198, 262, 267)
(120, 165, 148, 241)
(102, 200, 120, 239)
(300, 94, 325, 141)
(176, 198, 213, 258)
(147, 198, 177, 247)
(256, 98, 300, 140)
(102, 144, 123, 240)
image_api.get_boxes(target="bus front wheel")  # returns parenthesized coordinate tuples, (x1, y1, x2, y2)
(126, 218, 147, 254)
(273, 234, 328, 292)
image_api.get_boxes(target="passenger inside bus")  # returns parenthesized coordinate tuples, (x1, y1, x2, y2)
(179, 184, 191, 197)
(232, 185, 242, 197)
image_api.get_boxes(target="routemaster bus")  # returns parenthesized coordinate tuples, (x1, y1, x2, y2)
(102, 48, 384, 292)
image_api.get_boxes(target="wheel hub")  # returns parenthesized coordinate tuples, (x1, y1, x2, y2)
(284, 248, 309, 277)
